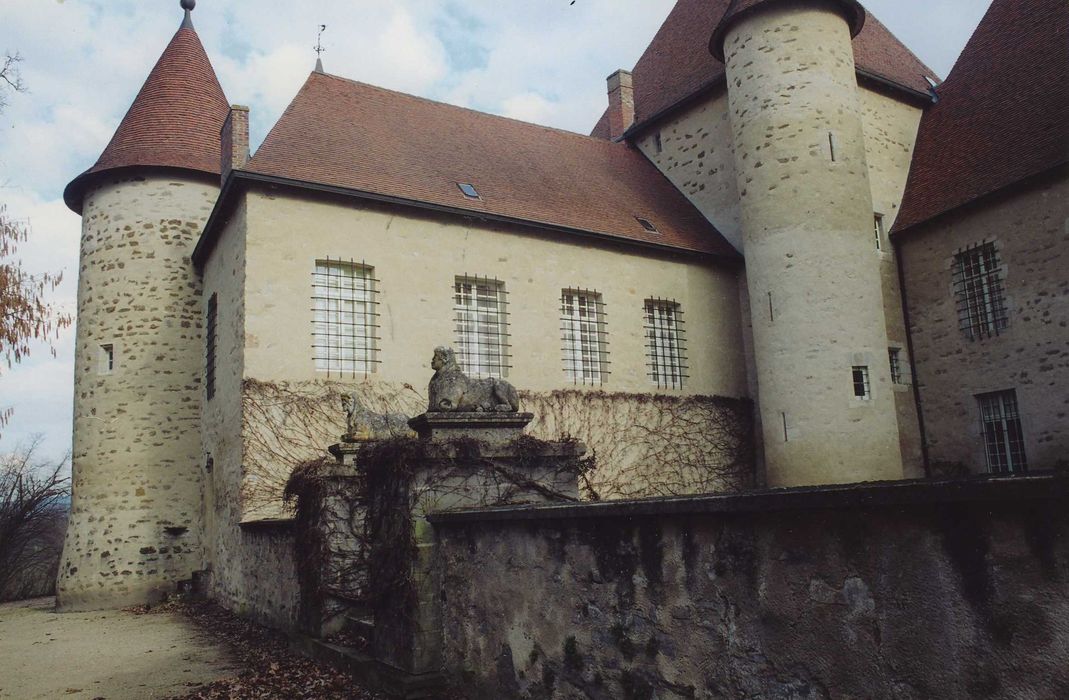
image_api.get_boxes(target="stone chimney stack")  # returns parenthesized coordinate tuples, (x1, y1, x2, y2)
(220, 104, 250, 182)
(606, 69, 635, 140)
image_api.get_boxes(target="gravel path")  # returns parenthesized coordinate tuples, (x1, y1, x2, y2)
(0, 597, 239, 700)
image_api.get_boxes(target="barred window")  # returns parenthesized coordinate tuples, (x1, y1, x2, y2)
(205, 293, 217, 400)
(852, 366, 871, 399)
(312, 259, 379, 377)
(644, 299, 687, 389)
(561, 289, 608, 385)
(874, 214, 885, 251)
(454, 275, 509, 377)
(978, 390, 1027, 473)
(953, 242, 1008, 340)
(888, 348, 903, 385)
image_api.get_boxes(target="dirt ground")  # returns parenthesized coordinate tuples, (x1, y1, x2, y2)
(0, 597, 240, 700)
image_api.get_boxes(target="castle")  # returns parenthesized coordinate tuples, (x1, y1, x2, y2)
(56, 0, 1067, 622)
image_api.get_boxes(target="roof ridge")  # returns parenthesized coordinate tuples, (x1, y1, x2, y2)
(309, 70, 626, 150)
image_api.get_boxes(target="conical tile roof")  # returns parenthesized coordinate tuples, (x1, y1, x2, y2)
(64, 20, 230, 213)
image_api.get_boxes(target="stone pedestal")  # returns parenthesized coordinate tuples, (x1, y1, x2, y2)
(408, 412, 534, 443)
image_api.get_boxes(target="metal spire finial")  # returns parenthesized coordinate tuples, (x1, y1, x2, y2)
(180, 0, 196, 29)
(314, 24, 327, 73)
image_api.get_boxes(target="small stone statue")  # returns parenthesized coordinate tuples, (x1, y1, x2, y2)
(340, 392, 368, 441)
(427, 346, 519, 413)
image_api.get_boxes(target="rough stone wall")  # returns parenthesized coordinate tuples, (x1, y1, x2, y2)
(723, 3, 903, 486)
(898, 174, 1069, 472)
(632, 80, 925, 479)
(435, 479, 1069, 699)
(198, 199, 299, 630)
(859, 87, 926, 476)
(57, 174, 217, 611)
(634, 91, 743, 250)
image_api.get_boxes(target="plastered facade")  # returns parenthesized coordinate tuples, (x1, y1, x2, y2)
(57, 174, 217, 610)
(722, 3, 904, 486)
(236, 190, 747, 396)
(898, 174, 1069, 472)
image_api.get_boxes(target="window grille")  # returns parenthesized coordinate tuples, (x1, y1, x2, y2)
(560, 289, 609, 385)
(454, 275, 510, 377)
(852, 365, 871, 399)
(643, 298, 687, 389)
(953, 242, 1008, 340)
(205, 293, 217, 400)
(888, 348, 903, 385)
(311, 259, 380, 377)
(978, 390, 1027, 473)
(874, 214, 884, 251)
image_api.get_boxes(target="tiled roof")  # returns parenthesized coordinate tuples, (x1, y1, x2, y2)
(63, 25, 230, 213)
(241, 72, 738, 259)
(591, 0, 936, 136)
(894, 0, 1069, 234)
(710, 0, 865, 60)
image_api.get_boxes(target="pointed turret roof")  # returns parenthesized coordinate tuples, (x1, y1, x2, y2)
(64, 7, 230, 213)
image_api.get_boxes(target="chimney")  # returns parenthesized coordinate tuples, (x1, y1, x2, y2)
(220, 105, 250, 183)
(606, 69, 635, 140)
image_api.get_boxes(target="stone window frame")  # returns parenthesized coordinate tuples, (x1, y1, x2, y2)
(98, 343, 115, 375)
(851, 365, 872, 400)
(312, 258, 381, 378)
(205, 293, 217, 400)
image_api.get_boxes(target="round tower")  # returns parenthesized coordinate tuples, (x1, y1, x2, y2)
(711, 0, 904, 486)
(57, 1, 230, 610)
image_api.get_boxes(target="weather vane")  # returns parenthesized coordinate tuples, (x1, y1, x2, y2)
(314, 24, 327, 58)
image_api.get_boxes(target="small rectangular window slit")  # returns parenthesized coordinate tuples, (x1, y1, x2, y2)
(782, 411, 788, 442)
(828, 132, 837, 162)
(99, 344, 114, 374)
(768, 291, 774, 323)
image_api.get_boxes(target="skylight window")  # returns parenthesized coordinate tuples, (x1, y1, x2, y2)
(635, 217, 659, 233)
(457, 182, 480, 199)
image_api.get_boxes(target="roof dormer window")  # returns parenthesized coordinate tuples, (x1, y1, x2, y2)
(457, 182, 480, 199)
(635, 217, 659, 233)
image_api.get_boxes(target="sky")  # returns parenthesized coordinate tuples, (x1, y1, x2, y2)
(0, 0, 992, 465)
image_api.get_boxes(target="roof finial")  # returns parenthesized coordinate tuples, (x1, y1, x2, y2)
(180, 0, 195, 29)
(314, 24, 327, 73)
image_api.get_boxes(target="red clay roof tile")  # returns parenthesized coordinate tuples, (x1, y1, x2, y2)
(63, 25, 230, 213)
(243, 72, 738, 259)
(894, 0, 1069, 234)
(591, 0, 937, 135)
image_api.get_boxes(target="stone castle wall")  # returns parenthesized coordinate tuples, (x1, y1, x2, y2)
(722, 2, 904, 485)
(57, 173, 217, 610)
(898, 173, 1069, 472)
(433, 477, 1069, 699)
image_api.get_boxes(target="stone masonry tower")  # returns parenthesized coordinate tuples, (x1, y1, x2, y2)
(57, 1, 230, 610)
(711, 0, 904, 486)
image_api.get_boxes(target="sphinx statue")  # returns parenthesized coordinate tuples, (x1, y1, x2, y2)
(427, 346, 519, 413)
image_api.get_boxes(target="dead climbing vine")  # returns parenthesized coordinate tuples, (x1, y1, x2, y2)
(283, 434, 589, 636)
(521, 389, 755, 498)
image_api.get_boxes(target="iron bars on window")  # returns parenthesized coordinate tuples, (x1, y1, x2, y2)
(560, 288, 609, 386)
(953, 241, 1008, 340)
(978, 389, 1027, 474)
(454, 275, 511, 378)
(643, 298, 687, 390)
(311, 258, 381, 378)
